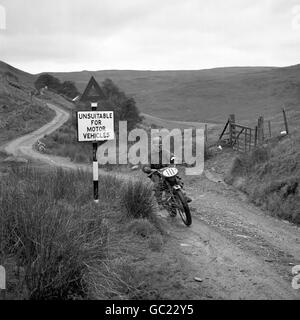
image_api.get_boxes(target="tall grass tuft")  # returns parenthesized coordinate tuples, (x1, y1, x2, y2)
(120, 178, 157, 221)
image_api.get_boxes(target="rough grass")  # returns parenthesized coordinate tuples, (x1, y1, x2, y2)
(0, 166, 108, 299)
(227, 133, 300, 224)
(120, 179, 157, 220)
(0, 165, 165, 299)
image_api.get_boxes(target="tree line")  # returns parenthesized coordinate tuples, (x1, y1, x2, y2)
(34, 74, 79, 99)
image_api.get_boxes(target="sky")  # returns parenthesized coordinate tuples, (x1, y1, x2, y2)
(0, 0, 300, 73)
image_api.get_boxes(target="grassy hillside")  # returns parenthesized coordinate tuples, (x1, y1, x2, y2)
(0, 63, 56, 146)
(0, 61, 35, 87)
(0, 94, 55, 145)
(226, 128, 300, 225)
(49, 65, 300, 124)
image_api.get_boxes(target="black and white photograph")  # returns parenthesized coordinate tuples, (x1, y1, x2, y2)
(0, 0, 299, 306)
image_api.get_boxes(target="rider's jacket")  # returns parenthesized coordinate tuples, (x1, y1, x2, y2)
(142, 145, 174, 172)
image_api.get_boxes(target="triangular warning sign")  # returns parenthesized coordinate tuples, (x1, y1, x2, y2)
(80, 76, 106, 103)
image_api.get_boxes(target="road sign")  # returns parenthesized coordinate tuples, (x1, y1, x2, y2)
(78, 77, 111, 203)
(80, 76, 106, 103)
(77, 111, 114, 142)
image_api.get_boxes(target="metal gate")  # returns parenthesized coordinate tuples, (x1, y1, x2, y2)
(219, 120, 257, 153)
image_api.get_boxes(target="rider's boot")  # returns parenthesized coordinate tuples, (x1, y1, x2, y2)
(183, 192, 192, 203)
(185, 195, 192, 203)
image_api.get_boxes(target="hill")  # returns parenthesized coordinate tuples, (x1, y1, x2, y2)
(0, 61, 55, 147)
(49, 65, 300, 125)
(1, 60, 299, 126)
(0, 60, 35, 87)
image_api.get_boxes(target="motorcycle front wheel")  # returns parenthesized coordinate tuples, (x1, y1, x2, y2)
(173, 189, 192, 226)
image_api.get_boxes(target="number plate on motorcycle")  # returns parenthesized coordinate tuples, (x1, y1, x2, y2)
(162, 167, 178, 178)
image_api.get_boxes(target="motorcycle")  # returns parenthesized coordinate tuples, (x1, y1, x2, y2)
(143, 165, 192, 227)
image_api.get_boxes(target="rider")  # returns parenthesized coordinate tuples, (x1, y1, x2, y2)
(142, 136, 192, 204)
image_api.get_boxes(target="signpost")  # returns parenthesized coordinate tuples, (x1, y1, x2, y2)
(78, 77, 114, 203)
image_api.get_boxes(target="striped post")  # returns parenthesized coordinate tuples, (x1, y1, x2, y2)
(0, 265, 5, 300)
(91, 102, 99, 203)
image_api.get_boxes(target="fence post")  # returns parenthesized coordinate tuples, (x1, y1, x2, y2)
(248, 129, 251, 151)
(254, 126, 258, 147)
(268, 120, 272, 138)
(257, 116, 264, 145)
(204, 124, 208, 156)
(282, 108, 289, 135)
(229, 114, 236, 146)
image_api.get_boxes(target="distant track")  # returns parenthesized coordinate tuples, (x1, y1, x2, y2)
(3, 102, 78, 169)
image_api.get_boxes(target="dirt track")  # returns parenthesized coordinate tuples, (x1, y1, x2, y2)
(165, 173, 300, 299)
(3, 102, 300, 300)
(4, 102, 72, 167)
